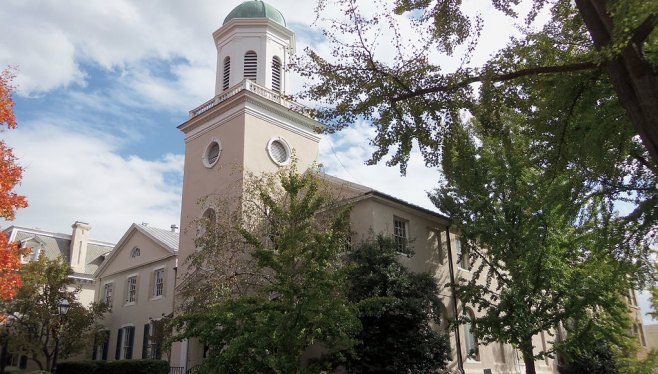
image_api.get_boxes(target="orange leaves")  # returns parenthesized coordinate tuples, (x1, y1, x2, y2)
(0, 69, 17, 130)
(0, 235, 29, 300)
(0, 67, 28, 300)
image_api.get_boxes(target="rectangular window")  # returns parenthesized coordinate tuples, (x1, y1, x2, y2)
(127, 277, 137, 303)
(393, 218, 409, 253)
(122, 326, 134, 359)
(154, 269, 164, 297)
(103, 283, 113, 305)
(456, 240, 470, 271)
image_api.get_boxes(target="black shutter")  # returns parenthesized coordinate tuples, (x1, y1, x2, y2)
(92, 333, 98, 360)
(102, 330, 110, 360)
(126, 326, 135, 359)
(142, 323, 150, 359)
(19, 356, 27, 369)
(115, 328, 123, 360)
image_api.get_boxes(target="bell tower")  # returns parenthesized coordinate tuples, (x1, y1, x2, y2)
(214, 0, 294, 94)
(175, 4, 324, 365)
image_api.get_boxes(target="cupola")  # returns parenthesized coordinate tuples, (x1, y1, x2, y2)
(213, 1, 295, 95)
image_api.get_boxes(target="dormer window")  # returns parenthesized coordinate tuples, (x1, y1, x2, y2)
(244, 51, 257, 82)
(130, 247, 141, 258)
(223, 57, 230, 91)
(272, 56, 282, 92)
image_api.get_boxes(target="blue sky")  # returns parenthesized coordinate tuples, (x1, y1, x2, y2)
(1, 0, 655, 324)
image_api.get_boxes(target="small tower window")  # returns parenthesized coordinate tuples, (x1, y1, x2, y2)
(272, 56, 282, 92)
(244, 51, 257, 82)
(130, 247, 140, 258)
(223, 57, 231, 91)
(267, 137, 291, 166)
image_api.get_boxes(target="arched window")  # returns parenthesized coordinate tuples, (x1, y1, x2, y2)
(130, 247, 141, 258)
(463, 309, 479, 361)
(244, 51, 257, 82)
(271, 56, 282, 92)
(223, 57, 231, 91)
(196, 208, 217, 251)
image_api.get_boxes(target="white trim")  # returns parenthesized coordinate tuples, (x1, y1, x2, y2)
(202, 137, 223, 168)
(120, 323, 135, 328)
(152, 265, 165, 271)
(266, 136, 291, 166)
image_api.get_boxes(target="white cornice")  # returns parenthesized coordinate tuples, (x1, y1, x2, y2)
(181, 90, 323, 143)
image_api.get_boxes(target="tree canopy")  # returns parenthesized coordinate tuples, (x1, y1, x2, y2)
(0, 68, 28, 301)
(338, 234, 451, 374)
(431, 110, 650, 373)
(172, 167, 360, 374)
(0, 254, 109, 371)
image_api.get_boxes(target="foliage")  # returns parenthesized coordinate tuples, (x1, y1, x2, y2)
(173, 166, 360, 374)
(0, 68, 28, 300)
(57, 359, 169, 374)
(429, 112, 650, 374)
(25, 371, 51, 374)
(560, 338, 620, 374)
(0, 254, 109, 371)
(102, 359, 169, 374)
(337, 234, 450, 374)
(560, 333, 658, 374)
(57, 360, 105, 374)
(296, 0, 658, 167)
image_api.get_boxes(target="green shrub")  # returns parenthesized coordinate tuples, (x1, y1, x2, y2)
(57, 359, 168, 374)
(103, 359, 169, 374)
(57, 360, 104, 374)
(26, 371, 51, 374)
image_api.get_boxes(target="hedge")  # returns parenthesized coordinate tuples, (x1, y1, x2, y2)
(57, 360, 104, 374)
(57, 359, 169, 374)
(25, 371, 51, 374)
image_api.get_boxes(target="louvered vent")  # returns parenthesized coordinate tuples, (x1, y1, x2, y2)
(222, 57, 230, 91)
(272, 56, 282, 92)
(207, 143, 220, 165)
(270, 140, 288, 164)
(244, 51, 257, 82)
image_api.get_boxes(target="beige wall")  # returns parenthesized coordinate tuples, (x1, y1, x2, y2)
(96, 230, 177, 361)
(347, 195, 557, 374)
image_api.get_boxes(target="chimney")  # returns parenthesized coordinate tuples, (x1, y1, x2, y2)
(171, 224, 178, 233)
(70, 221, 91, 274)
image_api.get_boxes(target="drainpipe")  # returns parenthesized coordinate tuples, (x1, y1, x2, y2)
(446, 225, 465, 374)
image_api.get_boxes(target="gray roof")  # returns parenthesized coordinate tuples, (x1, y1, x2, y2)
(12, 230, 114, 276)
(136, 224, 179, 252)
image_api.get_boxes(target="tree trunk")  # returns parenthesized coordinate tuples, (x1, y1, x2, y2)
(574, 0, 658, 167)
(520, 337, 537, 374)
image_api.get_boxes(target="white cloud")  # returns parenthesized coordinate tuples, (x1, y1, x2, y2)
(3, 124, 183, 243)
(320, 120, 442, 212)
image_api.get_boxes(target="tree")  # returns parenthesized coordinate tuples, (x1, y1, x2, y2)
(0, 254, 109, 371)
(0, 68, 28, 300)
(172, 167, 360, 374)
(429, 112, 651, 374)
(338, 234, 451, 374)
(297, 0, 657, 166)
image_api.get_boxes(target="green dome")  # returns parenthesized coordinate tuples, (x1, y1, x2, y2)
(223, 1, 286, 27)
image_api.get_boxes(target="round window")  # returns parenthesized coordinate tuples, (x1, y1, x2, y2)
(267, 137, 291, 166)
(202, 138, 222, 168)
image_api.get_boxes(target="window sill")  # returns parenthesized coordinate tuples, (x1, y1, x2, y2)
(151, 295, 163, 301)
(124, 302, 135, 307)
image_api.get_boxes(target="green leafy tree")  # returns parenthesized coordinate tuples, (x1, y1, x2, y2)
(297, 0, 658, 167)
(0, 254, 109, 371)
(430, 113, 650, 374)
(172, 167, 360, 374)
(338, 234, 450, 374)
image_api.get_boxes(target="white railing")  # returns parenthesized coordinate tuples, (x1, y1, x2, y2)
(189, 79, 313, 119)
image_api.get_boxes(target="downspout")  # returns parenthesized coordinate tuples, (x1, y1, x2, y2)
(446, 225, 464, 374)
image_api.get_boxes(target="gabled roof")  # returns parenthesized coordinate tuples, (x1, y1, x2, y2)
(5, 226, 115, 276)
(320, 173, 451, 223)
(94, 223, 179, 278)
